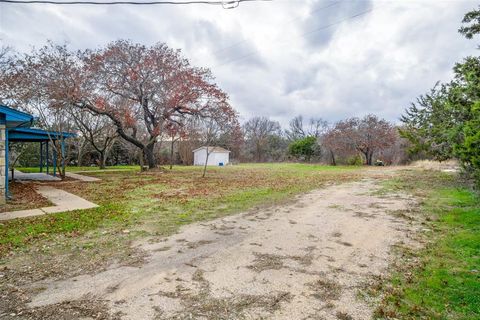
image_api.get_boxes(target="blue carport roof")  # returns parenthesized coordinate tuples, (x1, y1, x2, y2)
(9, 127, 76, 142)
(0, 105, 76, 141)
(0, 105, 34, 128)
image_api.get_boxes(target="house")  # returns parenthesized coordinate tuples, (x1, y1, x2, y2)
(0, 105, 75, 204)
(193, 146, 230, 166)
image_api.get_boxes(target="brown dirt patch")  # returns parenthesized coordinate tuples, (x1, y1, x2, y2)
(3, 182, 51, 212)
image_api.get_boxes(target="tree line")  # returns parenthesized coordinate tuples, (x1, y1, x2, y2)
(0, 40, 406, 170)
(242, 114, 404, 166)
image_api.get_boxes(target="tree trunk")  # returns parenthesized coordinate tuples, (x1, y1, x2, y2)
(99, 151, 106, 169)
(202, 148, 210, 178)
(54, 142, 66, 179)
(77, 145, 83, 167)
(169, 139, 175, 170)
(368, 152, 373, 166)
(330, 150, 336, 166)
(256, 144, 261, 162)
(139, 150, 144, 169)
(143, 143, 156, 169)
(362, 152, 368, 165)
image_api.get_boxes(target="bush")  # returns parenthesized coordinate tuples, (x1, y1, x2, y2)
(347, 154, 363, 166)
(288, 136, 319, 162)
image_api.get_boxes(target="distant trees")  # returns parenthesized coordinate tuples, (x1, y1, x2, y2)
(285, 115, 326, 162)
(243, 116, 282, 162)
(239, 114, 398, 165)
(321, 115, 396, 165)
(285, 115, 328, 140)
(341, 115, 396, 165)
(1, 40, 412, 170)
(322, 126, 347, 166)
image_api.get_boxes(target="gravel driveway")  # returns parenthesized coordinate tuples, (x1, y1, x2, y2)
(25, 178, 415, 320)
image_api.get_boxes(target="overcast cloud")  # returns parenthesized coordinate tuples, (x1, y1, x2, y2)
(0, 0, 478, 126)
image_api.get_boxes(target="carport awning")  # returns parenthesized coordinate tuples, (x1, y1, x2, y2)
(0, 105, 34, 128)
(8, 127, 76, 142)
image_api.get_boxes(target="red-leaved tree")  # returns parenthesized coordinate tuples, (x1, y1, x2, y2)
(78, 40, 236, 168)
(323, 115, 396, 165)
(7, 41, 237, 169)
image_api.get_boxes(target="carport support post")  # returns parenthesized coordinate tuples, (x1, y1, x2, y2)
(46, 141, 49, 175)
(40, 141, 43, 173)
(61, 137, 65, 176)
(53, 144, 57, 177)
(0, 123, 6, 204)
(4, 129, 8, 199)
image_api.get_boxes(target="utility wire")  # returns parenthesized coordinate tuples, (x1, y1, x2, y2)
(0, 0, 270, 6)
(215, 5, 379, 67)
(212, 1, 341, 55)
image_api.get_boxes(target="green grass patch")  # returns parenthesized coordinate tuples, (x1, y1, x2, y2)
(0, 203, 129, 253)
(1, 163, 363, 255)
(375, 170, 480, 320)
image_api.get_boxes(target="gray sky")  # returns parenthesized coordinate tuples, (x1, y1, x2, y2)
(0, 0, 478, 126)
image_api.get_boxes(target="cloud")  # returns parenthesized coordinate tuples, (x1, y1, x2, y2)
(301, 0, 373, 48)
(0, 0, 478, 127)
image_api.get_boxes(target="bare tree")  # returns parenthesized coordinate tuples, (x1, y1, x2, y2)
(165, 121, 186, 170)
(322, 125, 354, 166)
(28, 101, 75, 178)
(0, 46, 13, 104)
(2, 44, 82, 177)
(178, 120, 201, 165)
(200, 118, 221, 177)
(198, 112, 239, 177)
(70, 109, 117, 169)
(286, 115, 328, 140)
(243, 116, 281, 162)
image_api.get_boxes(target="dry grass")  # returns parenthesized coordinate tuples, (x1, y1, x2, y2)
(155, 267, 293, 319)
(4, 182, 52, 212)
(307, 278, 343, 301)
(410, 159, 459, 171)
(247, 252, 285, 272)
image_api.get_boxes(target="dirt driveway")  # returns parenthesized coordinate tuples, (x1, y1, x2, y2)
(22, 178, 414, 320)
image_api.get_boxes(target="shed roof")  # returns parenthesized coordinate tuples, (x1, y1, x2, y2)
(192, 146, 231, 153)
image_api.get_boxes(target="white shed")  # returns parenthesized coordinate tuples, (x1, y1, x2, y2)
(193, 146, 230, 166)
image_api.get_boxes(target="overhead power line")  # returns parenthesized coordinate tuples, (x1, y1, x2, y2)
(216, 5, 379, 67)
(0, 0, 271, 7)
(212, 1, 341, 55)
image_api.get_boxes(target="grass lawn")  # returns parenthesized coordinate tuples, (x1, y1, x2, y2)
(1, 163, 364, 256)
(374, 170, 480, 320)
